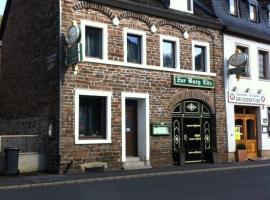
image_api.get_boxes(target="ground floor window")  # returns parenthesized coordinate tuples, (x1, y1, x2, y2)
(75, 89, 112, 144)
(79, 96, 106, 139)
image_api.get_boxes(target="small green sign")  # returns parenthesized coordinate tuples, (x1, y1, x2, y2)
(173, 75, 214, 89)
(65, 43, 82, 66)
(151, 123, 171, 136)
(228, 66, 246, 75)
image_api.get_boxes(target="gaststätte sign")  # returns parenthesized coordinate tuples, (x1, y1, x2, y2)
(173, 75, 214, 89)
(228, 91, 266, 105)
(229, 53, 248, 67)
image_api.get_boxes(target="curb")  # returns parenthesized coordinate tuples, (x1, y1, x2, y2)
(1, 163, 270, 191)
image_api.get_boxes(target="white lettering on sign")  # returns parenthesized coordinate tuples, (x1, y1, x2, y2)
(228, 91, 266, 105)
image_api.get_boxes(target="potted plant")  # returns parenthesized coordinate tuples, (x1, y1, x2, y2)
(236, 143, 247, 162)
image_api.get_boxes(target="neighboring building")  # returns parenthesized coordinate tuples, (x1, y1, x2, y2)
(210, 0, 270, 161)
(0, 0, 227, 173)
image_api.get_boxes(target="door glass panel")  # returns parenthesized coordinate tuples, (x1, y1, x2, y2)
(235, 119, 244, 140)
(247, 119, 255, 139)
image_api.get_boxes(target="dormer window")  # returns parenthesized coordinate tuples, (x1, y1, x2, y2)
(249, 4, 258, 22)
(229, 0, 239, 16)
(169, 0, 193, 13)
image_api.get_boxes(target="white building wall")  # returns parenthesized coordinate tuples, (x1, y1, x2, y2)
(224, 34, 270, 155)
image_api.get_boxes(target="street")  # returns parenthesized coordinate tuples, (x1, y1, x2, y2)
(0, 166, 270, 200)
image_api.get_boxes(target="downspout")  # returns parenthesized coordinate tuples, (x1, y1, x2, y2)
(57, 0, 63, 174)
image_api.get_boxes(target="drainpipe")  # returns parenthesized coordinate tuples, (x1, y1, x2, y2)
(57, 0, 63, 174)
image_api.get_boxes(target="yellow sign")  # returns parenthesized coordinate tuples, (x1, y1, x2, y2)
(235, 127, 241, 141)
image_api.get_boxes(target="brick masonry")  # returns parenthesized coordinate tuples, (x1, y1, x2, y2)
(60, 0, 227, 173)
(0, 0, 228, 173)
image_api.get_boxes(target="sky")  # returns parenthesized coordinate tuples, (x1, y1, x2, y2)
(0, 0, 7, 15)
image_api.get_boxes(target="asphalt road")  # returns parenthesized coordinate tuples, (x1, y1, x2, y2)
(0, 166, 270, 200)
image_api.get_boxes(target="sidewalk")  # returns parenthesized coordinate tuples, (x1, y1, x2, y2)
(0, 160, 270, 190)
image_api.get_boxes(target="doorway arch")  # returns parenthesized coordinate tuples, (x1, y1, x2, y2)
(172, 100, 214, 164)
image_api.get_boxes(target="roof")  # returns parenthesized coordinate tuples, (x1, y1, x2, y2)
(211, 0, 270, 43)
(0, 0, 223, 40)
(80, 0, 223, 29)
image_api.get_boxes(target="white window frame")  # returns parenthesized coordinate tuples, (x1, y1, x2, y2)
(249, 4, 258, 22)
(229, 0, 239, 15)
(192, 41, 210, 73)
(160, 35, 180, 70)
(124, 28, 147, 66)
(74, 89, 112, 144)
(169, 0, 193, 13)
(258, 48, 270, 80)
(81, 20, 108, 62)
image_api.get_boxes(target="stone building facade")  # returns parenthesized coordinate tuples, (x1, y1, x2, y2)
(0, 0, 227, 173)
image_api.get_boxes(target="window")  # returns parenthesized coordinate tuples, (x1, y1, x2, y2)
(75, 89, 112, 144)
(249, 4, 258, 22)
(160, 35, 180, 69)
(169, 0, 193, 13)
(85, 27, 102, 59)
(258, 50, 270, 79)
(194, 46, 206, 72)
(124, 29, 146, 65)
(187, 0, 192, 12)
(81, 20, 108, 61)
(127, 34, 142, 64)
(163, 41, 175, 68)
(79, 96, 106, 139)
(229, 0, 239, 15)
(236, 45, 249, 77)
(192, 41, 210, 73)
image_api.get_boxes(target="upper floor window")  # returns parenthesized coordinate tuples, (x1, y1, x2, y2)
(236, 45, 249, 77)
(169, 0, 193, 13)
(229, 0, 239, 16)
(192, 41, 210, 73)
(258, 50, 270, 80)
(127, 34, 142, 64)
(160, 35, 180, 69)
(124, 28, 146, 65)
(81, 20, 108, 61)
(85, 27, 102, 59)
(249, 4, 258, 22)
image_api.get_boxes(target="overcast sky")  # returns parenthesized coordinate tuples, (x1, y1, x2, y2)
(0, 0, 7, 15)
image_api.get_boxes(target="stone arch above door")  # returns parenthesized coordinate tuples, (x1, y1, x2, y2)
(166, 91, 215, 117)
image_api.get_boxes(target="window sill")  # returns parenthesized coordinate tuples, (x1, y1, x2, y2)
(258, 78, 270, 82)
(81, 58, 216, 77)
(75, 138, 112, 145)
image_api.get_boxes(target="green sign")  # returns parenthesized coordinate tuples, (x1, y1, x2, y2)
(173, 75, 214, 89)
(65, 43, 82, 66)
(228, 66, 246, 75)
(151, 123, 171, 136)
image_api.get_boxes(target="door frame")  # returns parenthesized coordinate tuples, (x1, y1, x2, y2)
(235, 114, 258, 158)
(121, 92, 150, 162)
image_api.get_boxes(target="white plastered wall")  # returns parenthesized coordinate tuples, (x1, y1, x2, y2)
(224, 34, 270, 153)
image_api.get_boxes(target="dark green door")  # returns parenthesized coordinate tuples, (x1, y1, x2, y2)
(172, 100, 213, 164)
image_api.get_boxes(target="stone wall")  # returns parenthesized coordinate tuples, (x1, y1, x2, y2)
(60, 0, 227, 172)
(0, 0, 60, 172)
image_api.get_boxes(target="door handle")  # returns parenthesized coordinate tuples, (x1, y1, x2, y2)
(184, 134, 188, 141)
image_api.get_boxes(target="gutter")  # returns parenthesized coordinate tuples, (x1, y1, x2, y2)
(83, 0, 223, 30)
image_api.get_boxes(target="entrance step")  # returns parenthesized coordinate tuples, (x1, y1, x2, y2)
(248, 157, 268, 161)
(123, 157, 152, 170)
